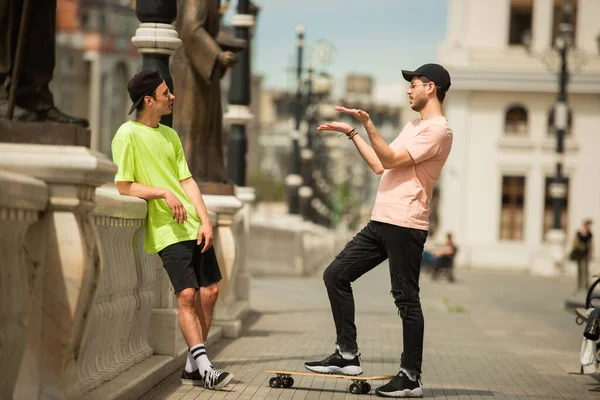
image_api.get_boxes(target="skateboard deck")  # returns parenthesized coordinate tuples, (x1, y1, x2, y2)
(264, 369, 394, 394)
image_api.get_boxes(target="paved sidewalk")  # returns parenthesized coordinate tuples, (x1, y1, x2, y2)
(142, 264, 600, 399)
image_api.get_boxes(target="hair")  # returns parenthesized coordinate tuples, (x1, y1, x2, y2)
(419, 76, 445, 103)
(136, 90, 157, 113)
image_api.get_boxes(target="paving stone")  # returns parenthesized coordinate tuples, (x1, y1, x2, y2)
(146, 265, 600, 399)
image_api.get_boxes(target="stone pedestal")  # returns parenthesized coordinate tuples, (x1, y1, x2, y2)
(0, 119, 90, 146)
(532, 229, 567, 277)
(203, 192, 248, 338)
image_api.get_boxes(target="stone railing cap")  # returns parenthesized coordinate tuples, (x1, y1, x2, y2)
(0, 144, 117, 187)
(0, 169, 48, 210)
(93, 183, 148, 220)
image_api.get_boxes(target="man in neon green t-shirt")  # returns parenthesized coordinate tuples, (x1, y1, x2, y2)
(111, 70, 232, 390)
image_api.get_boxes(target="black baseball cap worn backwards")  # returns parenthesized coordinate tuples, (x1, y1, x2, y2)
(127, 70, 164, 115)
(401, 63, 451, 93)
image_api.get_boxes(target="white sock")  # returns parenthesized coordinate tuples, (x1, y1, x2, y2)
(400, 367, 417, 382)
(189, 343, 213, 373)
(336, 344, 357, 360)
(185, 350, 198, 372)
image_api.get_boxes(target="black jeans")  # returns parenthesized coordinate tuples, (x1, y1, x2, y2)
(323, 220, 428, 375)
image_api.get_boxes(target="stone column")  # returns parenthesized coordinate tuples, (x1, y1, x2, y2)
(234, 186, 255, 303)
(203, 194, 247, 338)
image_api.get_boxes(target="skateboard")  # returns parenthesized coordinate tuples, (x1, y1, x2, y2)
(264, 369, 394, 395)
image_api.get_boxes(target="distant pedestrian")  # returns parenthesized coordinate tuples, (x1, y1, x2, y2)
(570, 219, 593, 291)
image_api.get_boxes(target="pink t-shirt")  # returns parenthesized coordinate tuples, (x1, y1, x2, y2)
(371, 116, 453, 231)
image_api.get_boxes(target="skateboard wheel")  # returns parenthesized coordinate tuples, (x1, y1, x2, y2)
(269, 377, 281, 388)
(349, 383, 360, 394)
(282, 377, 294, 388)
(361, 382, 371, 394)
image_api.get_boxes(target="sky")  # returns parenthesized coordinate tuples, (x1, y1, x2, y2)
(224, 0, 448, 105)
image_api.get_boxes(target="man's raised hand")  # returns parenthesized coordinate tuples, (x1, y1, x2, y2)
(317, 121, 353, 134)
(334, 106, 371, 125)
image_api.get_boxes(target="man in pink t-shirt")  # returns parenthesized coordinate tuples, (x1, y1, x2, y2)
(304, 64, 453, 398)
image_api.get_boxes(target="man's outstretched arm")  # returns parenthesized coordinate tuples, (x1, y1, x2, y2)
(335, 106, 414, 170)
(362, 119, 415, 170)
(316, 121, 384, 174)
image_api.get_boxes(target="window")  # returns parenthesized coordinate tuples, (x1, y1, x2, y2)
(551, 0, 578, 47)
(547, 107, 573, 135)
(504, 105, 528, 135)
(500, 176, 526, 241)
(508, 0, 533, 45)
(543, 176, 569, 238)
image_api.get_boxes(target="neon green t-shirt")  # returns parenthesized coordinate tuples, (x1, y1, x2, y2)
(111, 121, 201, 254)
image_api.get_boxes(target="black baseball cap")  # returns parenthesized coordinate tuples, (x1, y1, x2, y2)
(401, 63, 451, 93)
(127, 70, 164, 115)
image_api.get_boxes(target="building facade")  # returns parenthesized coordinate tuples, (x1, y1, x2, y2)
(437, 0, 600, 273)
(52, 0, 141, 155)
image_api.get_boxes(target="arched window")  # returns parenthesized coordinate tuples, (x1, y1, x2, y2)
(547, 107, 573, 136)
(504, 105, 528, 136)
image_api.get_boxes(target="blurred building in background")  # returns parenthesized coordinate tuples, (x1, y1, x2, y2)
(254, 72, 404, 227)
(53, 0, 141, 155)
(438, 0, 600, 273)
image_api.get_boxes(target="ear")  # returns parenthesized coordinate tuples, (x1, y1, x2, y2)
(427, 84, 436, 96)
(144, 95, 153, 107)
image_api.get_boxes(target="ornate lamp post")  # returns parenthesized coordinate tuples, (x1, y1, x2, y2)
(226, 0, 254, 186)
(285, 24, 305, 214)
(131, 1, 181, 127)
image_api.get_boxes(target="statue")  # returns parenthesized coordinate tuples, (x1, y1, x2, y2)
(0, 0, 88, 127)
(172, 0, 245, 184)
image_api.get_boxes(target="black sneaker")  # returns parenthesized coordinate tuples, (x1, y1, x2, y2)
(375, 370, 423, 398)
(181, 369, 204, 386)
(203, 367, 234, 390)
(304, 350, 363, 375)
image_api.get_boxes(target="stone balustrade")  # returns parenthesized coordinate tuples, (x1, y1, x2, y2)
(247, 212, 343, 277)
(0, 143, 254, 400)
(75, 185, 154, 393)
(0, 142, 339, 400)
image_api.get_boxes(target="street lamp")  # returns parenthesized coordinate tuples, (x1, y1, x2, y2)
(226, 0, 253, 187)
(522, 1, 572, 237)
(285, 24, 305, 215)
(549, 0, 573, 239)
(523, 0, 599, 291)
(299, 70, 334, 222)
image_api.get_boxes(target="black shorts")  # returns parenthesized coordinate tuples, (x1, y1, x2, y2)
(158, 240, 222, 293)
